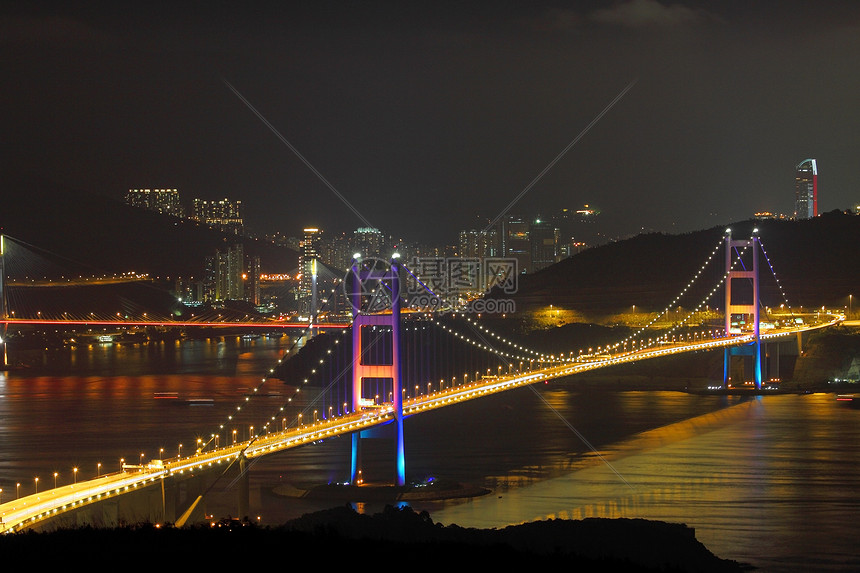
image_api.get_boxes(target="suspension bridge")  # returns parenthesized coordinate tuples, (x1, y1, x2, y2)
(0, 229, 843, 532)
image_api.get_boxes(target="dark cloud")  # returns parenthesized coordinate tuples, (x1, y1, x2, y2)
(589, 0, 723, 28)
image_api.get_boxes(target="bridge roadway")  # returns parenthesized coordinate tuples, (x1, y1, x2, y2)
(0, 319, 349, 329)
(0, 316, 841, 533)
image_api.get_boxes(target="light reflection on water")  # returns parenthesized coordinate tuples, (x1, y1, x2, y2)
(1, 340, 859, 570)
(430, 394, 860, 572)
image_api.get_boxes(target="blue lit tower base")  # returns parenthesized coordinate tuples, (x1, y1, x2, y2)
(349, 255, 406, 487)
(723, 231, 762, 390)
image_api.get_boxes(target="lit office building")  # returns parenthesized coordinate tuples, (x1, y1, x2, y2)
(530, 218, 560, 272)
(504, 217, 531, 273)
(794, 159, 818, 219)
(298, 228, 322, 312)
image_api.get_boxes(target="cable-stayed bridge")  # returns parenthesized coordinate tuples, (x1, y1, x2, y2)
(0, 230, 844, 532)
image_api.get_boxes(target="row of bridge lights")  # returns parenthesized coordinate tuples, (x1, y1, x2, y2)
(152, 232, 807, 484)
(437, 230, 788, 364)
(2, 466, 87, 502)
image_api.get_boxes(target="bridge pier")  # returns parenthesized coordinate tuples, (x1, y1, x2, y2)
(238, 455, 250, 520)
(766, 341, 779, 382)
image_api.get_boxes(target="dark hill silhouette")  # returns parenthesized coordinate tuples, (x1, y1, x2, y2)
(506, 212, 860, 314)
(0, 172, 298, 278)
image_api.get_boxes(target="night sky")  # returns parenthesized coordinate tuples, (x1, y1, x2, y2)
(3, 1, 859, 245)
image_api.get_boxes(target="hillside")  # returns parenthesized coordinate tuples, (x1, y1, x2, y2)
(505, 211, 860, 315)
(0, 172, 298, 278)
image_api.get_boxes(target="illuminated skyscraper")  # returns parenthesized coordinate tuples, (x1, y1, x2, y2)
(794, 159, 818, 219)
(299, 228, 322, 313)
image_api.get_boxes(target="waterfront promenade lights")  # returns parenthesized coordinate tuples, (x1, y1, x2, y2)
(16, 483, 20, 499)
(54, 472, 58, 489)
(97, 463, 101, 477)
(73, 467, 78, 484)
(34, 477, 39, 493)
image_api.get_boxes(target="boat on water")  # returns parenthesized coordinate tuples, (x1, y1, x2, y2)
(836, 394, 860, 407)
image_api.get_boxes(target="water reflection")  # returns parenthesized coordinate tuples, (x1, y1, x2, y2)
(2, 340, 859, 570)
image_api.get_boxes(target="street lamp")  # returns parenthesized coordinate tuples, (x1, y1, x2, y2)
(16, 483, 20, 499)
(97, 463, 101, 477)
(54, 472, 58, 489)
(34, 477, 39, 494)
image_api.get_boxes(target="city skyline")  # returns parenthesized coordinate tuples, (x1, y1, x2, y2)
(4, 1, 860, 245)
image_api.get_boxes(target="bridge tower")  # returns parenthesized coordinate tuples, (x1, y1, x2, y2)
(349, 254, 406, 487)
(0, 235, 6, 367)
(723, 229, 762, 390)
(310, 257, 318, 333)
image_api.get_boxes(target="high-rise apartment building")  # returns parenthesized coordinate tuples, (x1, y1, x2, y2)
(351, 227, 386, 258)
(193, 198, 244, 234)
(126, 188, 184, 217)
(794, 159, 818, 219)
(245, 254, 261, 306)
(215, 243, 244, 301)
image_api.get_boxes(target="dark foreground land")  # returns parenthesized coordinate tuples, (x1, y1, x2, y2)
(0, 505, 747, 571)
